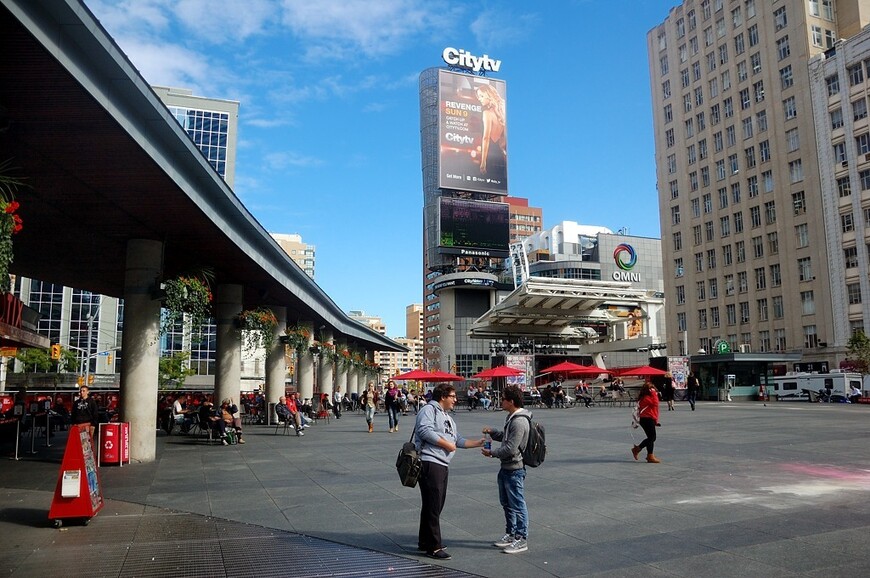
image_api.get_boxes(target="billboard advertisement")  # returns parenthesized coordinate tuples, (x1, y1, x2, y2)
(438, 197, 510, 257)
(438, 69, 508, 195)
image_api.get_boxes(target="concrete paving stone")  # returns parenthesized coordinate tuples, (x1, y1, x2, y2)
(648, 549, 800, 577)
(731, 539, 847, 573)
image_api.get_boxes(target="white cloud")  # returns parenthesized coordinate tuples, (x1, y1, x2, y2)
(263, 151, 324, 170)
(174, 0, 277, 42)
(470, 8, 538, 49)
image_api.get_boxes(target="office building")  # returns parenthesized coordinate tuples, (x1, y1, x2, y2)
(271, 233, 316, 279)
(648, 0, 870, 368)
(405, 304, 423, 340)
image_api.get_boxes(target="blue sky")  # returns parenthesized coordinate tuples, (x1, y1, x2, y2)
(87, 0, 673, 338)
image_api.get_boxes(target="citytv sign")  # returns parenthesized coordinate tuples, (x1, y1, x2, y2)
(442, 47, 502, 73)
(612, 243, 640, 282)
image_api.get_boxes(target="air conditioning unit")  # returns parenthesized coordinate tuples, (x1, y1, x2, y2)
(738, 344, 751, 353)
(842, 160, 849, 167)
(864, 153, 870, 162)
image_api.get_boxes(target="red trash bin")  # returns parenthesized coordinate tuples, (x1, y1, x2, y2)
(98, 422, 129, 466)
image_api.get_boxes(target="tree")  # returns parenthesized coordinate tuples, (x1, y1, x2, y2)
(58, 347, 78, 373)
(845, 330, 870, 375)
(159, 351, 196, 388)
(14, 347, 52, 373)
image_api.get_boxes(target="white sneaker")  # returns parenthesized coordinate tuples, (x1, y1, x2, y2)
(502, 538, 527, 554)
(493, 534, 514, 548)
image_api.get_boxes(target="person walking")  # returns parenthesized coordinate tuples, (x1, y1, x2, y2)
(332, 388, 342, 419)
(662, 372, 675, 411)
(686, 371, 700, 411)
(481, 385, 530, 554)
(385, 380, 401, 433)
(361, 382, 376, 433)
(414, 383, 484, 560)
(71, 385, 99, 439)
(632, 380, 662, 463)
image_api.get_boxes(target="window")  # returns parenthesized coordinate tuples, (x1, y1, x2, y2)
(837, 176, 851, 198)
(754, 80, 764, 102)
(697, 113, 706, 132)
(705, 221, 715, 242)
(750, 206, 761, 228)
(747, 176, 758, 197)
(762, 170, 774, 193)
(673, 232, 683, 251)
(724, 97, 734, 118)
(736, 240, 746, 263)
(698, 138, 707, 159)
(698, 309, 708, 329)
(664, 104, 673, 123)
(854, 98, 868, 121)
(714, 130, 723, 151)
(725, 273, 734, 295)
(786, 128, 799, 152)
(845, 246, 859, 268)
(770, 263, 781, 286)
(847, 283, 862, 305)
(831, 108, 844, 129)
(726, 125, 736, 146)
(773, 296, 784, 319)
(719, 44, 728, 65)
(711, 306, 720, 328)
(697, 281, 706, 301)
(693, 60, 702, 81)
(784, 96, 797, 120)
(675, 257, 684, 277)
(734, 32, 745, 55)
(709, 278, 718, 299)
(732, 182, 742, 203)
(759, 330, 770, 351)
(688, 144, 697, 165)
(677, 312, 686, 332)
(792, 191, 806, 215)
(709, 77, 719, 98)
(856, 133, 870, 155)
(751, 235, 763, 259)
(849, 64, 865, 86)
(742, 117, 753, 139)
(757, 298, 768, 321)
(663, 80, 672, 99)
(764, 201, 776, 225)
(861, 169, 870, 191)
(722, 69, 731, 91)
(776, 36, 790, 61)
(756, 110, 767, 131)
(833, 141, 847, 163)
(841, 212, 854, 233)
(767, 231, 779, 255)
(773, 6, 787, 31)
(811, 25, 823, 47)
(822, 0, 833, 20)
(691, 197, 701, 217)
(666, 128, 675, 148)
(739, 88, 751, 110)
(668, 154, 677, 174)
(726, 303, 737, 325)
(695, 252, 704, 272)
(671, 205, 681, 225)
(734, 211, 744, 232)
(801, 291, 815, 315)
(810, 0, 820, 17)
(804, 326, 819, 348)
(754, 266, 766, 289)
(760, 139, 771, 162)
(723, 244, 733, 265)
(690, 171, 699, 191)
(719, 187, 729, 209)
(729, 153, 739, 174)
(711, 103, 721, 125)
(826, 74, 840, 97)
(676, 285, 685, 305)
(693, 225, 702, 245)
(740, 302, 750, 323)
(798, 257, 812, 281)
(660, 55, 670, 76)
(748, 23, 758, 46)
(796, 223, 809, 248)
(737, 60, 748, 82)
(685, 118, 695, 137)
(707, 51, 717, 72)
(789, 159, 803, 183)
(707, 248, 717, 269)
(684, 93, 693, 113)
(703, 193, 712, 213)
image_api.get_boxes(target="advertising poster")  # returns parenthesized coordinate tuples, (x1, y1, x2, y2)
(505, 354, 533, 391)
(438, 197, 510, 257)
(438, 69, 508, 195)
(668, 356, 691, 390)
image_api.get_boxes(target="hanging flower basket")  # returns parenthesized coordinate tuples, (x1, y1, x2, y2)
(238, 307, 278, 351)
(320, 342, 337, 362)
(161, 275, 213, 339)
(0, 198, 23, 293)
(283, 325, 312, 355)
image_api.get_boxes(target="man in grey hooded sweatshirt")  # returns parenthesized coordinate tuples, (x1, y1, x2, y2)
(482, 384, 531, 554)
(414, 383, 484, 560)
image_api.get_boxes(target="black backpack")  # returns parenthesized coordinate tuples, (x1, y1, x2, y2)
(512, 414, 546, 467)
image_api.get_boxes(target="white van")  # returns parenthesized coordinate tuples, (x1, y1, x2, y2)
(770, 372, 865, 402)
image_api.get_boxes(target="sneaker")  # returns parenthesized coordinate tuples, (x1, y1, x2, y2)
(238, 439, 245, 444)
(502, 538, 527, 554)
(426, 548, 451, 560)
(221, 440, 228, 446)
(493, 534, 514, 548)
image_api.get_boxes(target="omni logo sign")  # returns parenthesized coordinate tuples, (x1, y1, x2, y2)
(612, 244, 640, 282)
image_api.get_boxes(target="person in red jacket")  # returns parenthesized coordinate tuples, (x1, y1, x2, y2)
(631, 380, 662, 463)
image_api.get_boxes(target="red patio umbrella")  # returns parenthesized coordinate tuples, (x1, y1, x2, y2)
(426, 370, 464, 382)
(614, 365, 669, 377)
(568, 365, 611, 376)
(471, 366, 524, 380)
(539, 361, 590, 374)
(392, 369, 464, 382)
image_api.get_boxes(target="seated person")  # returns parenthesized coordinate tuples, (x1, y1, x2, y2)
(573, 385, 592, 407)
(220, 398, 244, 444)
(529, 386, 542, 403)
(467, 385, 479, 410)
(198, 401, 228, 443)
(173, 397, 193, 433)
(553, 385, 566, 408)
(342, 393, 353, 411)
(276, 395, 304, 436)
(541, 386, 554, 408)
(478, 388, 491, 410)
(599, 383, 608, 398)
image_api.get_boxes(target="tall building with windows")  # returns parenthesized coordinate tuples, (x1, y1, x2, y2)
(14, 87, 240, 382)
(271, 233, 316, 278)
(649, 0, 870, 367)
(405, 303, 423, 340)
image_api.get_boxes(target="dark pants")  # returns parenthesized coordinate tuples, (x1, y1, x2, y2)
(418, 460, 449, 553)
(638, 417, 657, 455)
(687, 390, 697, 410)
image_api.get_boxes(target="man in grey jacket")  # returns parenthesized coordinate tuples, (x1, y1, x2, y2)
(482, 384, 530, 554)
(414, 383, 484, 560)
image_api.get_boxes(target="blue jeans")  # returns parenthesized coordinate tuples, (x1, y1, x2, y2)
(497, 468, 528, 539)
(387, 405, 400, 429)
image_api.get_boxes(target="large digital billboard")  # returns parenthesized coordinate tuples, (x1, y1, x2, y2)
(438, 69, 508, 195)
(438, 197, 509, 258)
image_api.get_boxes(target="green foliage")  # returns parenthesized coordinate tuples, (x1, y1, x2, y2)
(14, 347, 52, 373)
(161, 275, 213, 341)
(0, 159, 26, 293)
(159, 351, 196, 388)
(238, 307, 278, 352)
(58, 347, 78, 373)
(846, 330, 870, 374)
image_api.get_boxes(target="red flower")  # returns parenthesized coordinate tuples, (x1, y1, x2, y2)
(5, 201, 19, 214)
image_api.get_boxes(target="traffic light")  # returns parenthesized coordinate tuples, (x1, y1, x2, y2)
(77, 376, 84, 386)
(107, 354, 113, 365)
(88, 374, 94, 385)
(50, 344, 61, 360)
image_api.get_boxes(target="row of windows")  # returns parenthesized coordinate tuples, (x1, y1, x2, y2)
(675, 255, 815, 297)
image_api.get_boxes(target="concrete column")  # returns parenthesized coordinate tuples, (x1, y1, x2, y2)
(119, 239, 162, 463)
(265, 306, 287, 423)
(335, 340, 348, 402)
(297, 321, 314, 401)
(319, 329, 334, 396)
(215, 284, 243, 406)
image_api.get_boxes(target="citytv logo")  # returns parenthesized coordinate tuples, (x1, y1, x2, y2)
(612, 244, 640, 282)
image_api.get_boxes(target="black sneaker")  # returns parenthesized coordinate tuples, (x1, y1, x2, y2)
(426, 548, 451, 560)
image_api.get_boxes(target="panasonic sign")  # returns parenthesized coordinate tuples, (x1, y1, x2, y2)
(442, 47, 502, 73)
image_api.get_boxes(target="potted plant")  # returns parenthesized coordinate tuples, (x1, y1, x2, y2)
(0, 159, 26, 293)
(238, 307, 278, 351)
(161, 275, 213, 339)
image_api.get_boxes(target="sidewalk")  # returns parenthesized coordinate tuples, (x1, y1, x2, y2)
(3, 401, 870, 577)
